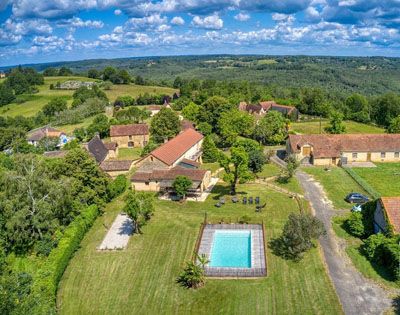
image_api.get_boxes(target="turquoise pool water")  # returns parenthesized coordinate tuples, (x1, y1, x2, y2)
(209, 230, 251, 268)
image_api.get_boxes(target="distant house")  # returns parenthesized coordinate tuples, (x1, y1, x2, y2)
(132, 128, 210, 193)
(110, 124, 149, 148)
(27, 127, 66, 147)
(180, 119, 195, 131)
(147, 102, 171, 116)
(287, 134, 400, 166)
(56, 80, 96, 90)
(374, 197, 400, 235)
(239, 100, 299, 120)
(100, 160, 133, 178)
(0, 72, 5, 78)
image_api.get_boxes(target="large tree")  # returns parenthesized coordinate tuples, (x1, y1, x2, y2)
(197, 96, 233, 131)
(325, 111, 346, 134)
(233, 138, 265, 174)
(150, 107, 180, 143)
(172, 176, 192, 200)
(387, 115, 400, 134)
(345, 93, 370, 123)
(253, 111, 288, 145)
(181, 102, 200, 123)
(123, 191, 154, 234)
(86, 114, 110, 138)
(42, 97, 68, 117)
(219, 147, 252, 195)
(218, 109, 255, 146)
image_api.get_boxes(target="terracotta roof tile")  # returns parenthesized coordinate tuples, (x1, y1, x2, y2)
(181, 119, 195, 130)
(288, 134, 400, 158)
(150, 129, 204, 166)
(110, 124, 149, 137)
(131, 166, 207, 182)
(100, 160, 133, 171)
(381, 197, 400, 234)
(27, 127, 63, 141)
(104, 142, 118, 150)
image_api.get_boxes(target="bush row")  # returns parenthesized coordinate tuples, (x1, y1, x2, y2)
(29, 204, 99, 314)
(341, 166, 381, 199)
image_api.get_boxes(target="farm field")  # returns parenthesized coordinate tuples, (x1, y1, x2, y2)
(57, 183, 342, 315)
(291, 120, 384, 135)
(351, 163, 400, 196)
(302, 167, 370, 209)
(0, 76, 177, 118)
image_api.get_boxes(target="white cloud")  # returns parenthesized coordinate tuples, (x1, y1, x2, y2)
(234, 12, 250, 22)
(58, 17, 104, 29)
(171, 16, 185, 25)
(114, 9, 122, 15)
(192, 14, 223, 30)
(157, 24, 171, 32)
(126, 14, 168, 30)
(4, 18, 52, 36)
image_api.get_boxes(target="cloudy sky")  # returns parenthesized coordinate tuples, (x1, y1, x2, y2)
(0, 0, 400, 66)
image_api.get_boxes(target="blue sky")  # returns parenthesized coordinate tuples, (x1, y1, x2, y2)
(0, 0, 400, 66)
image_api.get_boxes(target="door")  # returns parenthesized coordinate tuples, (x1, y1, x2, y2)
(367, 152, 371, 161)
(302, 146, 311, 156)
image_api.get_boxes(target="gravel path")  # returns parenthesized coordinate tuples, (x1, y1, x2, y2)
(98, 213, 134, 250)
(296, 171, 393, 315)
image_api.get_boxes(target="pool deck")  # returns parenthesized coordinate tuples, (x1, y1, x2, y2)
(198, 224, 267, 277)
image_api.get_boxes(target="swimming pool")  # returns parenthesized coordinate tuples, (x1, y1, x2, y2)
(209, 230, 252, 268)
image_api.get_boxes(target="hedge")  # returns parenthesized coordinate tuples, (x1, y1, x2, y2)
(29, 204, 99, 314)
(341, 166, 381, 200)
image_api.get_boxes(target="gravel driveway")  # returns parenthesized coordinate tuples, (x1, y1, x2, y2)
(296, 171, 393, 315)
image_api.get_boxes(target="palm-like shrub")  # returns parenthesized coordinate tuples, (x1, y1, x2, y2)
(177, 254, 209, 289)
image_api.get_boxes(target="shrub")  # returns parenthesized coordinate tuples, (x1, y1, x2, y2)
(29, 205, 99, 314)
(363, 233, 387, 261)
(345, 212, 364, 237)
(107, 175, 127, 200)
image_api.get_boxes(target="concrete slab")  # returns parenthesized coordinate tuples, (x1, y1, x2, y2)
(98, 213, 134, 250)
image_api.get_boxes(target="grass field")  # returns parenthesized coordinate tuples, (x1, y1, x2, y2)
(258, 164, 303, 194)
(291, 120, 384, 135)
(57, 183, 342, 315)
(114, 147, 142, 160)
(0, 76, 177, 118)
(351, 163, 400, 196)
(302, 167, 370, 209)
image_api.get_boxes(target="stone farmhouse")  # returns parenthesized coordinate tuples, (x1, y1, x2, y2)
(239, 100, 299, 120)
(132, 128, 211, 193)
(374, 197, 400, 235)
(83, 135, 132, 178)
(110, 124, 149, 148)
(287, 134, 400, 166)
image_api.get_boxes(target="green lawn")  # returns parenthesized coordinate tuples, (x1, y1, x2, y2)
(0, 77, 177, 118)
(351, 163, 400, 196)
(115, 147, 142, 160)
(332, 216, 399, 289)
(303, 167, 370, 209)
(258, 164, 303, 194)
(291, 120, 384, 135)
(57, 183, 342, 315)
(200, 162, 221, 174)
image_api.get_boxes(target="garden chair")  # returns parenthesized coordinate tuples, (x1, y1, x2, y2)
(255, 197, 260, 205)
(249, 197, 253, 204)
(231, 196, 238, 203)
(256, 203, 267, 212)
(243, 197, 247, 205)
(215, 202, 222, 208)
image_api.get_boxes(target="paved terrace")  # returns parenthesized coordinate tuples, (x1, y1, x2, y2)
(198, 224, 267, 277)
(98, 213, 134, 250)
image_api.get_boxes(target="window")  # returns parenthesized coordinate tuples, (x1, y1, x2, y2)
(128, 141, 134, 147)
(145, 182, 149, 185)
(129, 135, 132, 140)
(395, 152, 399, 158)
(381, 152, 386, 158)
(352, 153, 358, 159)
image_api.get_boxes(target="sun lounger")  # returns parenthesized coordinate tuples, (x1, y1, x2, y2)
(215, 202, 222, 208)
(231, 196, 238, 203)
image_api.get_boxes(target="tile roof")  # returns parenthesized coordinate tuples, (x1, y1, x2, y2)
(27, 127, 63, 141)
(131, 166, 207, 182)
(86, 135, 108, 163)
(181, 119, 195, 130)
(380, 197, 400, 234)
(110, 124, 149, 137)
(288, 134, 400, 158)
(100, 160, 133, 171)
(150, 128, 204, 166)
(104, 142, 118, 150)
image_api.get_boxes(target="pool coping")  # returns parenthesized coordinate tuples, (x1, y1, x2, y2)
(197, 224, 267, 277)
